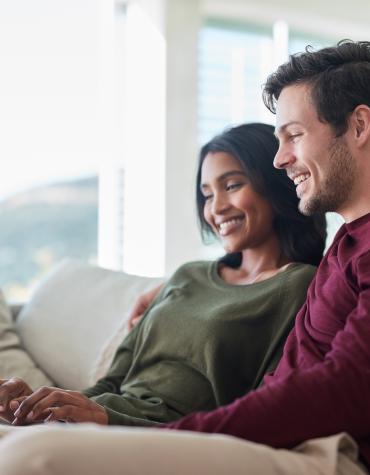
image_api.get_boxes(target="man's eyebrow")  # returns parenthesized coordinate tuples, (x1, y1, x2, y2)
(274, 121, 304, 138)
(200, 170, 245, 189)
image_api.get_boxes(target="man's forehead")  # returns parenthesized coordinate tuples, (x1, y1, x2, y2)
(275, 84, 315, 131)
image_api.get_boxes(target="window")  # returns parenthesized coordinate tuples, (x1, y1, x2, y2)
(198, 23, 274, 146)
(0, 177, 98, 301)
(289, 33, 331, 55)
(0, 0, 106, 301)
(197, 21, 339, 256)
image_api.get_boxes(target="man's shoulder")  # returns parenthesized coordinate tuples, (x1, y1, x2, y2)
(328, 214, 370, 266)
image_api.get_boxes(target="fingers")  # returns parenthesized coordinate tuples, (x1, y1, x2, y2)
(0, 378, 33, 424)
(9, 395, 28, 412)
(128, 284, 164, 330)
(12, 387, 73, 425)
(45, 403, 107, 424)
(0, 378, 30, 411)
(128, 301, 146, 329)
(12, 388, 90, 425)
(7, 385, 108, 426)
(129, 314, 143, 330)
(44, 405, 82, 423)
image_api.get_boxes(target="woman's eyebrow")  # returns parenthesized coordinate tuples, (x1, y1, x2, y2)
(201, 170, 245, 190)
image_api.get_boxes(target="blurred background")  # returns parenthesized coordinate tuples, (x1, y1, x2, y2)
(0, 0, 368, 301)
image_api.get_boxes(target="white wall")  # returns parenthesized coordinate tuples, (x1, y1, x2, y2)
(121, 0, 202, 277)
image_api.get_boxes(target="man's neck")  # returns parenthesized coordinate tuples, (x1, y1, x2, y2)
(338, 166, 370, 222)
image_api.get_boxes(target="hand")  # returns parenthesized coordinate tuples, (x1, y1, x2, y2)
(127, 283, 164, 330)
(0, 377, 33, 423)
(12, 387, 108, 425)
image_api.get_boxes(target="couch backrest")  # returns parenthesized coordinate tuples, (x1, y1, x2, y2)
(15, 259, 163, 390)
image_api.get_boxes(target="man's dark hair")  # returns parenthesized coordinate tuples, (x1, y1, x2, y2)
(195, 123, 326, 267)
(263, 40, 370, 136)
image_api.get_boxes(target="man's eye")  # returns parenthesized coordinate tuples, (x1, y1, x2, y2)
(289, 133, 302, 143)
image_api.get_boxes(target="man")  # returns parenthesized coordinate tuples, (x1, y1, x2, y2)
(0, 39, 369, 475)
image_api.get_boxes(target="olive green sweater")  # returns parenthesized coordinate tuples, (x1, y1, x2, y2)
(83, 261, 316, 426)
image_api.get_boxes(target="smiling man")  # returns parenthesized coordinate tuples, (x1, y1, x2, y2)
(0, 40, 370, 475)
(272, 77, 368, 222)
(163, 39, 370, 474)
(275, 91, 354, 213)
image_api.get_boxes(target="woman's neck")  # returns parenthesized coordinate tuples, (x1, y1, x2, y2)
(220, 236, 292, 285)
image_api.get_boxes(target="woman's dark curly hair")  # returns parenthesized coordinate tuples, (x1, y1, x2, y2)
(196, 123, 326, 267)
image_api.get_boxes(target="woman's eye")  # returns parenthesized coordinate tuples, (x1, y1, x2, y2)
(203, 194, 213, 201)
(226, 183, 242, 191)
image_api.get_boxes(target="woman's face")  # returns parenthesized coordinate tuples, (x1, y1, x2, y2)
(201, 151, 276, 254)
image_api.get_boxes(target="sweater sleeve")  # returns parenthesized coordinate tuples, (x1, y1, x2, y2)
(82, 322, 140, 398)
(81, 286, 184, 426)
(82, 323, 167, 425)
(163, 253, 370, 449)
(82, 284, 167, 399)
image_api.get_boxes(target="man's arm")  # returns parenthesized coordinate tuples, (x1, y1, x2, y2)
(164, 254, 370, 448)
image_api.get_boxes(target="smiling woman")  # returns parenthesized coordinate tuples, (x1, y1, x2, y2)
(201, 151, 277, 264)
(0, 123, 326, 430)
(196, 123, 326, 271)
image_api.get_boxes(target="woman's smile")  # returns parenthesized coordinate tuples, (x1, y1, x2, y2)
(217, 216, 245, 236)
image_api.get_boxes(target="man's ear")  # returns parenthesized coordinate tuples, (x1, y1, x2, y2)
(348, 105, 370, 147)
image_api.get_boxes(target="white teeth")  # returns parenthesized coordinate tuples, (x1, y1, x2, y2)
(218, 218, 242, 234)
(293, 173, 310, 185)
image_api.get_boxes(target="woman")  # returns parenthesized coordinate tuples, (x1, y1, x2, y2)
(0, 123, 325, 427)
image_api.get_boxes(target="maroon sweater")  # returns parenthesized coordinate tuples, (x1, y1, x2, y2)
(165, 212, 370, 468)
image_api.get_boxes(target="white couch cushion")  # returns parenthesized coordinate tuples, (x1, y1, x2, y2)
(0, 290, 53, 389)
(15, 259, 162, 390)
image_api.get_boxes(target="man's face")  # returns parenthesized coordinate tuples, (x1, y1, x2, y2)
(274, 84, 357, 216)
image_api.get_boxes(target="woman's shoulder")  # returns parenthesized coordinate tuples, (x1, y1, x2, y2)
(284, 262, 317, 290)
(288, 262, 317, 276)
(161, 260, 216, 293)
(172, 260, 214, 277)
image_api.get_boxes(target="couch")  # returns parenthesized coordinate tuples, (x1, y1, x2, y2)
(0, 259, 163, 390)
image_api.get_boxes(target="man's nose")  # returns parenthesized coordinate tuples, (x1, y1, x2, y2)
(273, 145, 296, 169)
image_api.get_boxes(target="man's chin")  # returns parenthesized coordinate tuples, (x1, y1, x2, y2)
(299, 193, 333, 215)
(298, 196, 318, 216)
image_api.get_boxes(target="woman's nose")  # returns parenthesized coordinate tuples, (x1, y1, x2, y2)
(211, 193, 230, 214)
